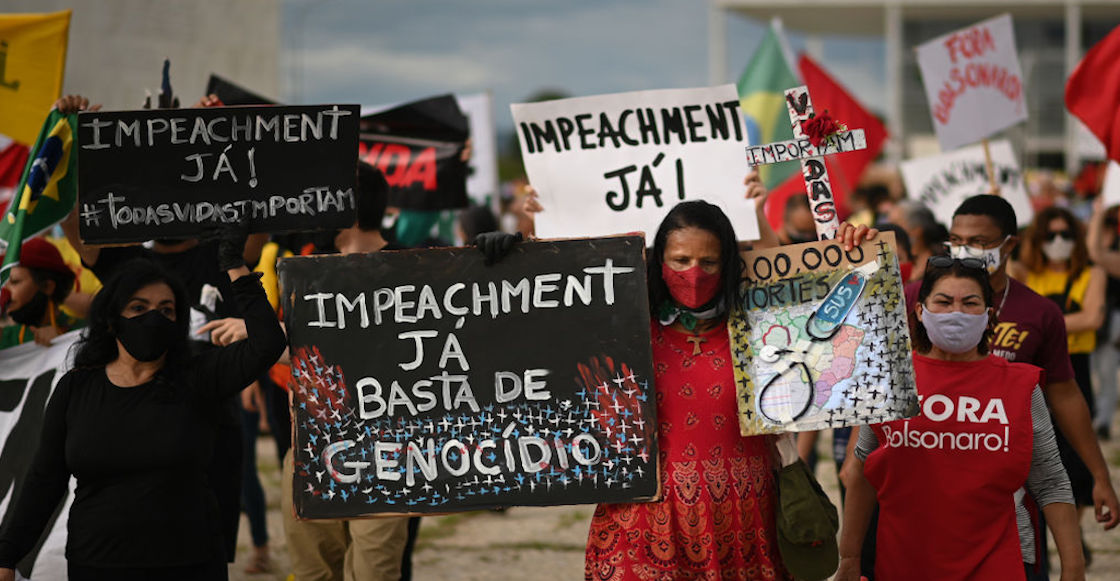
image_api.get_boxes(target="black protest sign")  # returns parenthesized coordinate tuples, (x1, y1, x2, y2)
(359, 94, 469, 211)
(278, 236, 658, 518)
(76, 104, 359, 243)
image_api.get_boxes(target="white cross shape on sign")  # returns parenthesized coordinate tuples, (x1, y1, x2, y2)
(744, 85, 867, 240)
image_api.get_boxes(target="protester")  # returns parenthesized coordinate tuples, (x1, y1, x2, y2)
(0, 221, 286, 580)
(885, 199, 948, 282)
(1087, 200, 1120, 440)
(1014, 206, 1107, 561)
(778, 194, 817, 244)
(836, 257, 1083, 580)
(57, 91, 270, 568)
(879, 194, 1118, 578)
(457, 204, 500, 244)
(279, 162, 412, 581)
(0, 237, 79, 348)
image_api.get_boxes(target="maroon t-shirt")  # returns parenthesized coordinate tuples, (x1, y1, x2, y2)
(905, 277, 1074, 384)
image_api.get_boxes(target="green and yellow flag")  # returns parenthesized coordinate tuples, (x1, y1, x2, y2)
(0, 10, 70, 146)
(737, 22, 800, 189)
(0, 109, 78, 284)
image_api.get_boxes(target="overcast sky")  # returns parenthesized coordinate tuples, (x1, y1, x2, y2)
(282, 0, 886, 131)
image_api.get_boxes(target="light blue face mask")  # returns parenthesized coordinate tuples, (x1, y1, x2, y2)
(921, 309, 989, 354)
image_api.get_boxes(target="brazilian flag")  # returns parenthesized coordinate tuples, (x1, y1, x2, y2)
(737, 23, 800, 189)
(0, 109, 77, 284)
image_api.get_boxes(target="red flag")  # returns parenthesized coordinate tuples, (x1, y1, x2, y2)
(0, 136, 31, 217)
(764, 54, 888, 232)
(1066, 25, 1120, 164)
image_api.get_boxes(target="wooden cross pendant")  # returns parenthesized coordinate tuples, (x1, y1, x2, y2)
(744, 85, 868, 241)
(686, 336, 706, 356)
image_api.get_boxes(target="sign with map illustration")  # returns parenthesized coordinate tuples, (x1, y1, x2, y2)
(278, 236, 659, 518)
(729, 233, 919, 434)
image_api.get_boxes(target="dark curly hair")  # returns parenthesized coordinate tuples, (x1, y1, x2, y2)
(913, 258, 996, 355)
(73, 259, 190, 371)
(647, 200, 743, 318)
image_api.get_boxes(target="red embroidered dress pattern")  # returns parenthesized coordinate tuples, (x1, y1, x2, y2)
(584, 323, 790, 580)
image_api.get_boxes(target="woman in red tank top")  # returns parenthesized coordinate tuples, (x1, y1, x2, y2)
(835, 257, 1084, 581)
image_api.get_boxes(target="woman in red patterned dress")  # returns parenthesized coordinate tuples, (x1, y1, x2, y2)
(584, 200, 791, 581)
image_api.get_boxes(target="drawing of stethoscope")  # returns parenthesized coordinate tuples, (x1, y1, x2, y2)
(756, 261, 878, 424)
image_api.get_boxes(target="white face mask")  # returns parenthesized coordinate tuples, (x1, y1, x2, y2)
(1041, 235, 1075, 262)
(947, 235, 1010, 274)
(921, 309, 990, 354)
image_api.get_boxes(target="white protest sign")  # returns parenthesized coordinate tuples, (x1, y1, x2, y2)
(0, 331, 81, 580)
(1102, 161, 1120, 209)
(511, 85, 759, 240)
(916, 14, 1026, 152)
(900, 139, 1033, 229)
(455, 92, 499, 207)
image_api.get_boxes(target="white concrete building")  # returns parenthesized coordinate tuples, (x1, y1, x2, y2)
(709, 0, 1120, 172)
(3, 0, 279, 111)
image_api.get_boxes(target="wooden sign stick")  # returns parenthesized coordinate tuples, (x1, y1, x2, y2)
(745, 85, 868, 241)
(981, 138, 999, 195)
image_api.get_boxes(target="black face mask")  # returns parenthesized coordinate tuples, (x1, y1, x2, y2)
(116, 310, 179, 362)
(9, 292, 49, 327)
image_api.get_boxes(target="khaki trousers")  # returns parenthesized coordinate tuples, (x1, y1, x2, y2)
(282, 450, 410, 581)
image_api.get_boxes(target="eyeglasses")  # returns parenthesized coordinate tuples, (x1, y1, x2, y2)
(1044, 230, 1073, 241)
(927, 256, 986, 271)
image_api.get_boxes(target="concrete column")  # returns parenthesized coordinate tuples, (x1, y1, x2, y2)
(709, 1, 728, 85)
(885, 3, 904, 164)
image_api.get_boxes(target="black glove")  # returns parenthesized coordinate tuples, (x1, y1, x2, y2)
(214, 216, 250, 271)
(475, 231, 523, 266)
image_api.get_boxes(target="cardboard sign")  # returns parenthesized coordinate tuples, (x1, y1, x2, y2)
(900, 139, 1033, 229)
(358, 95, 470, 211)
(511, 85, 759, 241)
(0, 331, 81, 580)
(278, 237, 659, 517)
(916, 14, 1026, 151)
(76, 105, 360, 243)
(729, 233, 919, 434)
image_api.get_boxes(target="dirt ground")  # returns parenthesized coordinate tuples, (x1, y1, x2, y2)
(229, 420, 1120, 581)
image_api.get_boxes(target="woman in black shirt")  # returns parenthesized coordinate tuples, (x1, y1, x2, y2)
(0, 227, 286, 581)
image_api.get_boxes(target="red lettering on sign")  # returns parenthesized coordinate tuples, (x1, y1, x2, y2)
(944, 26, 996, 64)
(932, 63, 1021, 125)
(358, 143, 439, 191)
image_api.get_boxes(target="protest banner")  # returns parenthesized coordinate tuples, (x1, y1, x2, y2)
(511, 85, 760, 241)
(278, 236, 658, 517)
(0, 331, 80, 580)
(916, 14, 1026, 152)
(358, 94, 470, 211)
(729, 233, 919, 435)
(75, 104, 360, 244)
(900, 139, 1033, 229)
(205, 73, 276, 106)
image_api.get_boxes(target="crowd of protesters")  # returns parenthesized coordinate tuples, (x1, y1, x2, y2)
(0, 86, 1117, 581)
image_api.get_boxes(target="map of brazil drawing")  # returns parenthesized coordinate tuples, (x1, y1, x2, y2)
(730, 233, 920, 435)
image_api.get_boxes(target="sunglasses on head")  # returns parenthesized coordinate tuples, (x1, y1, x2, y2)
(1044, 230, 1073, 241)
(927, 255, 986, 271)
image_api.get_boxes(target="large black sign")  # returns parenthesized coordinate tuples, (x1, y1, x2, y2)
(76, 104, 360, 243)
(359, 94, 469, 211)
(278, 236, 658, 517)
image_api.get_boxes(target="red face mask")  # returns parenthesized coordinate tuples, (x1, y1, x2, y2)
(661, 263, 721, 309)
(0, 287, 9, 316)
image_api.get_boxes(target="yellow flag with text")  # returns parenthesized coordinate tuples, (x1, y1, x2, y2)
(0, 11, 70, 146)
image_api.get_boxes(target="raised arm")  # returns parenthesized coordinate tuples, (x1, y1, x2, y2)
(742, 169, 780, 250)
